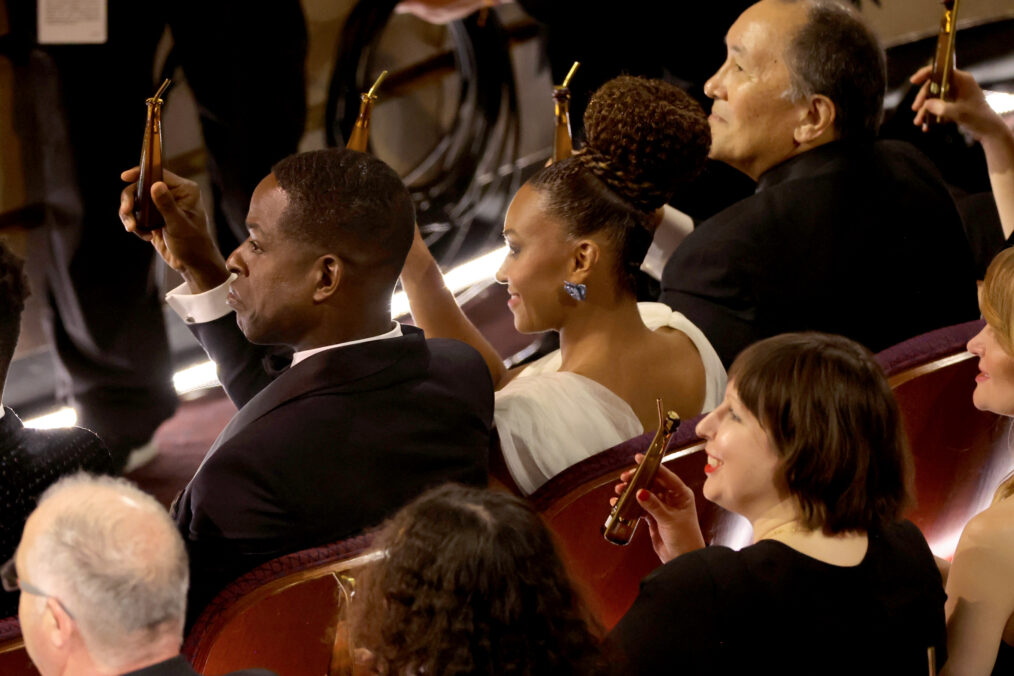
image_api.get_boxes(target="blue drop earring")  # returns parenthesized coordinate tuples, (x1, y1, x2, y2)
(563, 281, 587, 302)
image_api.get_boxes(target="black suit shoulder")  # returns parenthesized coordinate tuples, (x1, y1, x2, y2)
(179, 331, 493, 622)
(661, 141, 978, 366)
(122, 655, 275, 676)
(0, 408, 113, 616)
(610, 521, 946, 675)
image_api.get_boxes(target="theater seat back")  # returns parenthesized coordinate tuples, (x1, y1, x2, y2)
(531, 421, 739, 630)
(0, 617, 33, 676)
(183, 534, 378, 676)
(878, 320, 1013, 558)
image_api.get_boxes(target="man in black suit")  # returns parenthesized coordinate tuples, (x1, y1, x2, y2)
(120, 148, 493, 621)
(0, 241, 113, 619)
(10, 474, 272, 676)
(659, 0, 979, 367)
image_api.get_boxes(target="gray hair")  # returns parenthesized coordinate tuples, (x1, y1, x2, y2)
(780, 0, 886, 140)
(27, 474, 188, 669)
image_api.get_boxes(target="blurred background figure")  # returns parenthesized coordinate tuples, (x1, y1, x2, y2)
(4, 1, 307, 469)
(0, 240, 111, 619)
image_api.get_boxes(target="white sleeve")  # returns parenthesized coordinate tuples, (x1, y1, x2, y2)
(495, 372, 643, 495)
(165, 273, 238, 325)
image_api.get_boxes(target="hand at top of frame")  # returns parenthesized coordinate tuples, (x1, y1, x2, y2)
(911, 66, 1010, 144)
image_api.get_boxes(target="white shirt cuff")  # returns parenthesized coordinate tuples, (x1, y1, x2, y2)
(165, 273, 238, 325)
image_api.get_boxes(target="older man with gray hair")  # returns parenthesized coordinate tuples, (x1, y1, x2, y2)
(4, 474, 272, 676)
(659, 0, 979, 367)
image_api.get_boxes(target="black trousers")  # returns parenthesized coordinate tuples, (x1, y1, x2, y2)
(12, 1, 307, 464)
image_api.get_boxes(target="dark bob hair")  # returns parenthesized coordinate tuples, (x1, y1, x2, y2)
(348, 484, 608, 675)
(729, 332, 912, 533)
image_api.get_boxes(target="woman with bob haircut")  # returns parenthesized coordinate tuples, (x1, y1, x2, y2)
(938, 247, 1014, 675)
(346, 484, 610, 676)
(608, 332, 946, 674)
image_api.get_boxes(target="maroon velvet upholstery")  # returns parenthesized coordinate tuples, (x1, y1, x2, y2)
(876, 320, 1011, 559)
(183, 533, 375, 675)
(875, 319, 984, 377)
(0, 616, 32, 676)
(531, 415, 743, 630)
(0, 616, 19, 644)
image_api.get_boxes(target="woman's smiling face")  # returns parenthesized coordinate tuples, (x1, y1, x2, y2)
(495, 183, 577, 334)
(694, 382, 789, 521)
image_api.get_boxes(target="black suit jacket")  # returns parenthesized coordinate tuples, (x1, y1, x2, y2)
(124, 655, 273, 676)
(0, 407, 113, 617)
(174, 317, 493, 621)
(660, 140, 980, 367)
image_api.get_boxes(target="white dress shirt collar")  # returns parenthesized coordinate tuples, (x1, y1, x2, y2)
(289, 322, 404, 368)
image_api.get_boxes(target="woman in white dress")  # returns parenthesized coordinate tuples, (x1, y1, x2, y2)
(401, 76, 725, 494)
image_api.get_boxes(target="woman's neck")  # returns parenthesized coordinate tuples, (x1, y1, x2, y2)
(750, 500, 869, 567)
(557, 292, 650, 373)
(750, 499, 805, 543)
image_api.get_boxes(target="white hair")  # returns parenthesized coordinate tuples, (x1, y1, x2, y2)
(27, 474, 189, 670)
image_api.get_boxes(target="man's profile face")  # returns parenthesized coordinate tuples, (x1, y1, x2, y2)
(226, 174, 322, 347)
(704, 0, 810, 180)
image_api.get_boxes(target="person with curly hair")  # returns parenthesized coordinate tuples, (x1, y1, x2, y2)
(401, 75, 725, 494)
(347, 484, 609, 675)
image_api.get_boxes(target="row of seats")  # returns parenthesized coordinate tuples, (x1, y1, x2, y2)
(1, 319, 1009, 676)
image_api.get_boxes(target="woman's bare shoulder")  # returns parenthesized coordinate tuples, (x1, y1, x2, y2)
(959, 500, 1014, 551)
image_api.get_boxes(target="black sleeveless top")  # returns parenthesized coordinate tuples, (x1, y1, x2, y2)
(994, 640, 1014, 675)
(609, 520, 947, 675)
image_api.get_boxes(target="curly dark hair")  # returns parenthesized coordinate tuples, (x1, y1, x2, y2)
(348, 484, 609, 676)
(529, 76, 710, 291)
(0, 239, 30, 383)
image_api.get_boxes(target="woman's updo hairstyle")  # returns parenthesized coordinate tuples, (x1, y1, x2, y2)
(530, 76, 710, 291)
(980, 247, 1014, 356)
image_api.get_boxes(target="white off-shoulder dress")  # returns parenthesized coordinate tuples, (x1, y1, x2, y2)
(495, 303, 726, 495)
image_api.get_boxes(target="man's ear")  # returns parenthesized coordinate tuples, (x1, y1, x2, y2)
(312, 254, 343, 302)
(794, 94, 836, 145)
(44, 597, 74, 650)
(569, 240, 600, 283)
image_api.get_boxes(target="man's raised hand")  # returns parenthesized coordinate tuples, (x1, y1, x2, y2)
(120, 167, 229, 292)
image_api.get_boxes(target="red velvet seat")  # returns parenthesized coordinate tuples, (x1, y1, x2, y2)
(182, 533, 378, 676)
(878, 319, 1013, 558)
(530, 417, 742, 630)
(0, 616, 33, 676)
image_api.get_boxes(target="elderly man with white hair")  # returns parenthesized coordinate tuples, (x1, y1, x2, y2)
(3, 474, 273, 676)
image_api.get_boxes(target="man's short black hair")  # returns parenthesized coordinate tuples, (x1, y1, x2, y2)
(271, 148, 415, 280)
(0, 239, 30, 383)
(782, 0, 886, 140)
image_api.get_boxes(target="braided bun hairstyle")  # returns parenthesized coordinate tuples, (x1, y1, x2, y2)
(530, 76, 710, 291)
